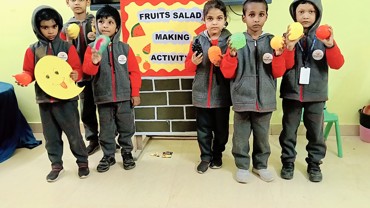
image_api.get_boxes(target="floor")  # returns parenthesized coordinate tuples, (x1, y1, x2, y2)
(1, 133, 370, 208)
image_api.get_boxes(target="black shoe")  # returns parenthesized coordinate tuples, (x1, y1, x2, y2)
(86, 140, 100, 155)
(78, 163, 90, 178)
(122, 152, 136, 170)
(281, 162, 294, 180)
(196, 161, 210, 174)
(97, 156, 116, 173)
(46, 166, 64, 182)
(209, 158, 222, 169)
(307, 162, 322, 182)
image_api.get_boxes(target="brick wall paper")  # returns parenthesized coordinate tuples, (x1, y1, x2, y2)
(135, 77, 196, 135)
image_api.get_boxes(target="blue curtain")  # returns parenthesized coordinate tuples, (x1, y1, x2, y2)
(0, 82, 42, 163)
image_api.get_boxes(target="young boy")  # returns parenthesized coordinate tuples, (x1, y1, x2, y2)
(15, 6, 89, 182)
(221, 0, 296, 183)
(279, 0, 345, 182)
(83, 5, 142, 172)
(61, 0, 100, 155)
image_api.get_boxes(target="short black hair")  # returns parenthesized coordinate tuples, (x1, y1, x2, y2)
(242, 0, 268, 15)
(35, 8, 62, 31)
(96, 5, 121, 29)
(202, 0, 228, 27)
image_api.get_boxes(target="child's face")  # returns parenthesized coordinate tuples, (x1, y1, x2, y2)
(242, 2, 267, 34)
(66, 0, 90, 15)
(204, 8, 226, 38)
(295, 3, 316, 29)
(97, 16, 117, 38)
(40, 19, 59, 41)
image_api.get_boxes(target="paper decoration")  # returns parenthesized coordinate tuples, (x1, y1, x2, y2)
(35, 55, 84, 99)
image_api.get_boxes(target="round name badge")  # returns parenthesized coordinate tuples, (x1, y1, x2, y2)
(312, 49, 324, 60)
(262, 53, 273, 64)
(57, 52, 68, 61)
(118, 55, 127, 65)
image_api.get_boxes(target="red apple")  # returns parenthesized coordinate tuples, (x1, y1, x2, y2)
(316, 25, 331, 40)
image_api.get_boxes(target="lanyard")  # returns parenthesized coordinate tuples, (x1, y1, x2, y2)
(297, 37, 316, 67)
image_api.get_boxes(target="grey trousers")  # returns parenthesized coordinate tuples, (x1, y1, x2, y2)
(279, 99, 326, 164)
(232, 111, 272, 170)
(97, 101, 135, 157)
(39, 101, 88, 167)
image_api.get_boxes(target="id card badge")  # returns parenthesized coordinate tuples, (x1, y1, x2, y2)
(299, 67, 310, 84)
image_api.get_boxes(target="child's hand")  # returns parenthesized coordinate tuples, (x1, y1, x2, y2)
(214, 59, 222, 67)
(191, 51, 203, 65)
(87, 32, 96, 41)
(13, 73, 32, 87)
(318, 25, 334, 48)
(131, 96, 141, 107)
(284, 28, 303, 51)
(70, 70, 79, 81)
(15, 80, 28, 87)
(66, 23, 80, 40)
(227, 39, 238, 57)
(275, 47, 284, 56)
(230, 49, 237, 57)
(91, 48, 102, 65)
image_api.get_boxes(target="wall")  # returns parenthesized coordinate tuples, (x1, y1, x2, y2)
(1, 1, 370, 133)
(135, 77, 196, 135)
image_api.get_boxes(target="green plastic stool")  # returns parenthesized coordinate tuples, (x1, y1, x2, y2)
(301, 107, 343, 158)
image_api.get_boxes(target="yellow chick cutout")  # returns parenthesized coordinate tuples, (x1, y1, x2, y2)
(35, 55, 84, 99)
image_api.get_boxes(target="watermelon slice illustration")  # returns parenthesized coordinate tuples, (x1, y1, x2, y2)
(94, 35, 110, 54)
(142, 43, 151, 54)
(131, 23, 146, 37)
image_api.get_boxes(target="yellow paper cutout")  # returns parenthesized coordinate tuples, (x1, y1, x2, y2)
(35, 55, 84, 100)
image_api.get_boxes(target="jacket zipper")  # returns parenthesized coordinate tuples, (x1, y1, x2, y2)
(255, 40, 259, 111)
(207, 64, 213, 108)
(108, 44, 117, 102)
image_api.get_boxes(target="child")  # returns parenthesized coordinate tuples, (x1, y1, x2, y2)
(184, 0, 234, 174)
(83, 5, 142, 172)
(15, 6, 89, 182)
(61, 0, 100, 155)
(220, 0, 296, 183)
(279, 0, 344, 182)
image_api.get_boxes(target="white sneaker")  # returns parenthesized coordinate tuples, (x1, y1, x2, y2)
(235, 169, 252, 184)
(252, 168, 274, 182)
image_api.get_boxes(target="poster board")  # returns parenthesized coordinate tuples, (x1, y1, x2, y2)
(120, 0, 207, 76)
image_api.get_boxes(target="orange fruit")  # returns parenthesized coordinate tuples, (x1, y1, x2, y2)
(270, 36, 284, 50)
(316, 25, 331, 40)
(136, 54, 142, 64)
(143, 61, 151, 70)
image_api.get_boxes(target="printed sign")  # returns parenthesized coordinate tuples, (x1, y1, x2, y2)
(121, 0, 207, 76)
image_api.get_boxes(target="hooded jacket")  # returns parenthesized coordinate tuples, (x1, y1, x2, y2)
(82, 8, 141, 104)
(280, 0, 345, 102)
(62, 13, 95, 61)
(227, 32, 288, 112)
(184, 29, 233, 108)
(22, 5, 82, 104)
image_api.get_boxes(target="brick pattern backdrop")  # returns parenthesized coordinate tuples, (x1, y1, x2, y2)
(135, 77, 196, 135)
